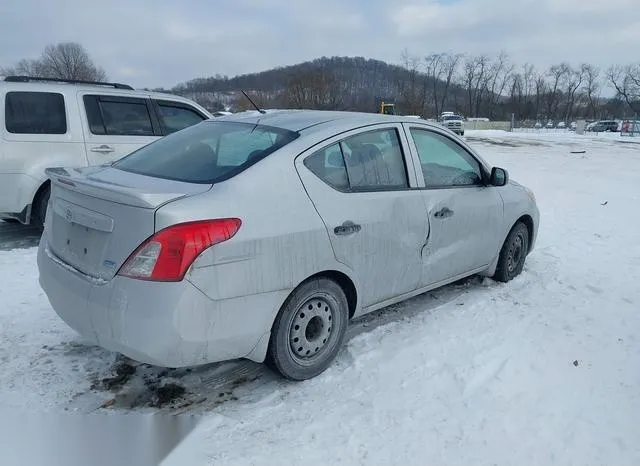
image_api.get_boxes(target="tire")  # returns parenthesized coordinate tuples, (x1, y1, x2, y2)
(33, 184, 50, 230)
(460, 131, 465, 136)
(493, 222, 529, 282)
(266, 278, 349, 381)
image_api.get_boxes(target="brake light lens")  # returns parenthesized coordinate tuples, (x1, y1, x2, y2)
(118, 218, 241, 282)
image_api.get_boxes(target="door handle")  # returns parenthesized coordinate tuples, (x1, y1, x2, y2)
(334, 221, 361, 236)
(90, 145, 115, 154)
(433, 207, 454, 218)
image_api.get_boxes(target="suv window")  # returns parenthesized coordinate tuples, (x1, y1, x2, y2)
(305, 128, 408, 191)
(156, 101, 206, 134)
(409, 128, 482, 188)
(5, 91, 67, 134)
(113, 121, 298, 183)
(83, 95, 154, 136)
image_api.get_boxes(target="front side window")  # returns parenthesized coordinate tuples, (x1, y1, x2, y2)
(5, 91, 67, 134)
(156, 102, 205, 134)
(113, 121, 298, 183)
(409, 128, 482, 188)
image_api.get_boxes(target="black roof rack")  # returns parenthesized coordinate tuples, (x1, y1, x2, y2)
(3, 75, 134, 90)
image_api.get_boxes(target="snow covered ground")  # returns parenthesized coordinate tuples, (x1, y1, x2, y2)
(1, 130, 639, 465)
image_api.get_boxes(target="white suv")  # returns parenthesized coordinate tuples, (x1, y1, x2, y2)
(0, 76, 212, 227)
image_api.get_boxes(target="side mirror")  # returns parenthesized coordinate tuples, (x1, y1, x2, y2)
(490, 167, 509, 186)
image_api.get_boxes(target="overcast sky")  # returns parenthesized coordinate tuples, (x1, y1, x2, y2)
(1, 0, 638, 89)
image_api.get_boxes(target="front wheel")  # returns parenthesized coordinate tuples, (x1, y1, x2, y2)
(493, 222, 529, 282)
(266, 278, 349, 381)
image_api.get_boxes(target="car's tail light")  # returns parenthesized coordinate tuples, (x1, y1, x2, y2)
(118, 218, 242, 282)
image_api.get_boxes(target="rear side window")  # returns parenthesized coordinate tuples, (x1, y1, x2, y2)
(113, 121, 299, 183)
(304, 128, 408, 191)
(84, 95, 154, 136)
(156, 101, 206, 134)
(304, 144, 349, 191)
(5, 92, 67, 134)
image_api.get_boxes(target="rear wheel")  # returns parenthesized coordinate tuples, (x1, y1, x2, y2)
(32, 184, 50, 229)
(493, 222, 529, 282)
(266, 278, 349, 381)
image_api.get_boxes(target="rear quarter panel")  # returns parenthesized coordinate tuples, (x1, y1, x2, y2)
(155, 150, 355, 307)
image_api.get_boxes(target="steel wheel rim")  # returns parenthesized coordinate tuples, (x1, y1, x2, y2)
(289, 296, 336, 364)
(507, 234, 524, 273)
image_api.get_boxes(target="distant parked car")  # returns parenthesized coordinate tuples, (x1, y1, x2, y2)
(0, 75, 212, 227)
(556, 122, 566, 129)
(38, 110, 539, 381)
(588, 120, 619, 132)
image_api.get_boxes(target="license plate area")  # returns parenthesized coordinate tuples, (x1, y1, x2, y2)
(49, 198, 113, 277)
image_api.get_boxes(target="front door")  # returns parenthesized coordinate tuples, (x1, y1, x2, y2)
(295, 125, 427, 309)
(79, 93, 161, 165)
(403, 125, 504, 286)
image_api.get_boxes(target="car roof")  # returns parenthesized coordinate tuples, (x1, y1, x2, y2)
(212, 109, 441, 134)
(0, 77, 192, 101)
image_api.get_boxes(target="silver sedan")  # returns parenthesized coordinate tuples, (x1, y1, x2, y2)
(37, 110, 540, 380)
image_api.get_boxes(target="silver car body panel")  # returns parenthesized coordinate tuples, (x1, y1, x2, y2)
(38, 110, 540, 368)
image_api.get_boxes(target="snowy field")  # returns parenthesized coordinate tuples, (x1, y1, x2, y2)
(1, 130, 639, 465)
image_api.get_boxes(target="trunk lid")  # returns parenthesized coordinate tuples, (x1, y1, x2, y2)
(45, 165, 212, 281)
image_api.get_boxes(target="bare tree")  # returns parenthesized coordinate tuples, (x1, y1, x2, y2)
(1, 42, 107, 81)
(546, 63, 570, 119)
(562, 65, 584, 122)
(399, 49, 425, 115)
(534, 71, 547, 120)
(582, 64, 601, 119)
(424, 52, 461, 116)
(607, 64, 640, 114)
(484, 51, 514, 119)
(460, 55, 491, 117)
(39, 42, 107, 81)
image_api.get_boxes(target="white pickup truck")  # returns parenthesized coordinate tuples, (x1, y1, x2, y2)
(438, 112, 465, 136)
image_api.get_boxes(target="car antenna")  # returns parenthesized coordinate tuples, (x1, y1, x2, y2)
(241, 90, 266, 114)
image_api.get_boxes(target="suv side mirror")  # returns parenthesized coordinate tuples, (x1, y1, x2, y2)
(490, 167, 509, 186)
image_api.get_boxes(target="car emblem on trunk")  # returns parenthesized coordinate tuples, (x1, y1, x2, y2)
(65, 209, 73, 222)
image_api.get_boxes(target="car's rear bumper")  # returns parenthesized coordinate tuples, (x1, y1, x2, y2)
(37, 232, 288, 368)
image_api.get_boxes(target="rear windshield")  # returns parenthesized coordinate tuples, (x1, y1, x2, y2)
(113, 121, 299, 183)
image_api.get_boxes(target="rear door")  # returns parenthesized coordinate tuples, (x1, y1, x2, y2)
(402, 124, 504, 286)
(295, 124, 427, 309)
(79, 93, 161, 165)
